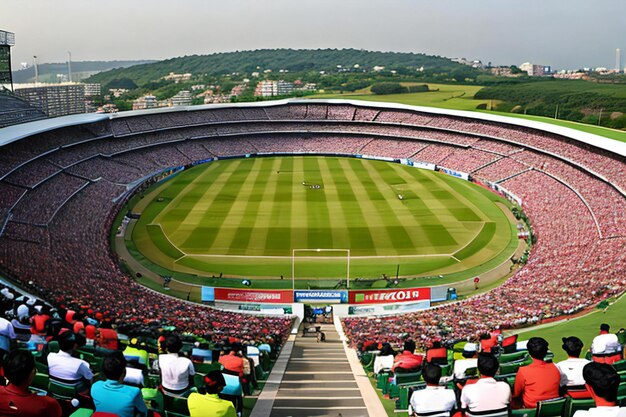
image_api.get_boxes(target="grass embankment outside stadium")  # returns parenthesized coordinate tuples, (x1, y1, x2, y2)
(312, 83, 626, 143)
(513, 293, 626, 363)
(127, 156, 518, 290)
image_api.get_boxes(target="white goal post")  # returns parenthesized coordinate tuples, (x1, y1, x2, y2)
(291, 248, 351, 290)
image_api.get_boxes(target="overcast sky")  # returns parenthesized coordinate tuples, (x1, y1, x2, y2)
(2, 0, 624, 70)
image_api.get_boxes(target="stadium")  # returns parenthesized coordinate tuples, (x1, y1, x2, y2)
(1, 95, 626, 416)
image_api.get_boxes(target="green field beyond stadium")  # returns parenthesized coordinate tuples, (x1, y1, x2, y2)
(130, 156, 517, 286)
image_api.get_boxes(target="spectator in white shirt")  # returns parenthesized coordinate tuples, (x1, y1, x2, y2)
(461, 353, 511, 416)
(573, 362, 626, 417)
(159, 334, 195, 395)
(591, 324, 622, 364)
(409, 363, 457, 417)
(47, 330, 93, 392)
(0, 316, 16, 355)
(453, 342, 479, 380)
(556, 336, 590, 397)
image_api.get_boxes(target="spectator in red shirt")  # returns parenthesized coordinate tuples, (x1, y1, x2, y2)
(219, 344, 245, 377)
(392, 340, 423, 373)
(513, 337, 561, 409)
(30, 307, 50, 336)
(0, 350, 62, 417)
(97, 323, 119, 351)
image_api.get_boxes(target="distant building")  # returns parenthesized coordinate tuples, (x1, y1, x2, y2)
(519, 62, 550, 76)
(452, 58, 484, 68)
(83, 83, 101, 97)
(163, 72, 192, 83)
(490, 67, 514, 77)
(254, 80, 295, 97)
(132, 95, 158, 110)
(14, 83, 86, 117)
(169, 90, 192, 107)
(109, 88, 129, 98)
(0, 30, 16, 90)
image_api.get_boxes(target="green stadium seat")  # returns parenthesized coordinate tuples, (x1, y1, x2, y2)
(499, 351, 528, 363)
(564, 398, 595, 417)
(48, 340, 60, 354)
(499, 361, 523, 376)
(618, 383, 626, 406)
(535, 397, 567, 417)
(377, 372, 390, 390)
(511, 408, 536, 417)
(68, 409, 94, 417)
(466, 407, 509, 417)
(614, 360, 626, 372)
(48, 378, 83, 400)
(395, 371, 422, 387)
(395, 386, 411, 411)
(193, 361, 220, 374)
(35, 361, 48, 374)
(163, 393, 190, 417)
(31, 371, 49, 390)
(439, 363, 452, 377)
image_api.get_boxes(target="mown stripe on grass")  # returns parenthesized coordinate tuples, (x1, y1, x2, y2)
(146, 224, 185, 259)
(454, 222, 496, 260)
(317, 157, 352, 249)
(210, 158, 275, 254)
(177, 159, 249, 250)
(290, 157, 309, 250)
(155, 161, 226, 232)
(263, 158, 294, 255)
(224, 158, 275, 255)
(302, 157, 334, 250)
(360, 159, 443, 254)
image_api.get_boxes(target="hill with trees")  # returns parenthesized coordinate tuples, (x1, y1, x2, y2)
(475, 80, 626, 129)
(85, 48, 480, 88)
(12, 60, 156, 83)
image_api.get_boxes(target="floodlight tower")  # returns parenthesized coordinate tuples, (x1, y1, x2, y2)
(33, 55, 39, 84)
(67, 51, 72, 82)
(617, 48, 622, 73)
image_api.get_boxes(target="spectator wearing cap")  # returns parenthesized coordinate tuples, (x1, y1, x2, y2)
(453, 342, 479, 380)
(11, 304, 32, 342)
(47, 330, 93, 391)
(393, 340, 423, 373)
(591, 323, 622, 364)
(91, 351, 148, 417)
(460, 353, 511, 414)
(159, 334, 195, 395)
(573, 362, 626, 417)
(513, 337, 560, 409)
(187, 370, 236, 417)
(556, 336, 591, 397)
(0, 350, 62, 417)
(409, 363, 457, 417)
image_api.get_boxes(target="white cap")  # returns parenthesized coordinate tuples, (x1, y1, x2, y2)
(26, 297, 36, 306)
(17, 304, 30, 320)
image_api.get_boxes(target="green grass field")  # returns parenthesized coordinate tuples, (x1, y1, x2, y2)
(312, 83, 626, 143)
(131, 156, 517, 285)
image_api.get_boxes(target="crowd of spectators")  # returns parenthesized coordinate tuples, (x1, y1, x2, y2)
(1, 102, 626, 357)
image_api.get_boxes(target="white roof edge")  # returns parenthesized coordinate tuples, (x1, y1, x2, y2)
(1, 98, 625, 158)
(0, 113, 110, 145)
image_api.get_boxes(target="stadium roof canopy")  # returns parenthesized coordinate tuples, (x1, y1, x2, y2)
(0, 98, 625, 159)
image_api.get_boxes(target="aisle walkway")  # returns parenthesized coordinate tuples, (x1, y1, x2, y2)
(270, 323, 367, 417)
